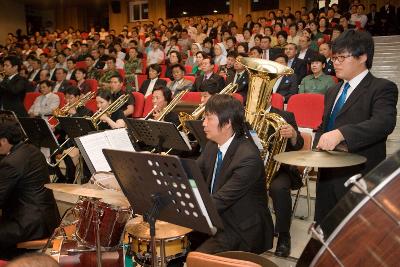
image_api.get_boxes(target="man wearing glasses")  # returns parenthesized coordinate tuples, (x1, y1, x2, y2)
(314, 30, 398, 224)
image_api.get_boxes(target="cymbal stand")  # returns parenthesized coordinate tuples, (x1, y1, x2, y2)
(94, 198, 103, 267)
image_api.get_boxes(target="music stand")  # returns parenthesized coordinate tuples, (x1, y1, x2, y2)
(125, 118, 191, 152)
(18, 117, 59, 151)
(0, 110, 28, 141)
(103, 149, 223, 267)
(185, 120, 207, 150)
(58, 117, 97, 138)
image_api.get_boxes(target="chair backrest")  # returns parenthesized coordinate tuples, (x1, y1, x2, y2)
(141, 58, 147, 74)
(185, 65, 193, 74)
(160, 77, 171, 83)
(132, 92, 145, 118)
(55, 92, 66, 107)
(85, 98, 97, 113)
(181, 92, 201, 103)
(143, 94, 154, 117)
(117, 68, 125, 79)
(137, 74, 147, 89)
(232, 93, 243, 104)
(186, 252, 261, 267)
(86, 79, 98, 92)
(184, 75, 196, 83)
(67, 80, 77, 87)
(271, 93, 284, 110)
(286, 93, 324, 129)
(24, 92, 41, 111)
(160, 64, 167, 78)
(75, 61, 87, 69)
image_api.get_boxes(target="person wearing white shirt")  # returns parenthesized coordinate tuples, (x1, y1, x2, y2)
(146, 39, 165, 65)
(28, 80, 60, 117)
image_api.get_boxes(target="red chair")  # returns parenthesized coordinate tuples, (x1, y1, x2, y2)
(137, 74, 147, 89)
(132, 92, 145, 118)
(76, 61, 87, 69)
(86, 79, 98, 92)
(117, 68, 125, 79)
(213, 64, 219, 73)
(181, 92, 201, 103)
(160, 77, 171, 83)
(85, 98, 97, 113)
(141, 58, 147, 74)
(55, 92, 66, 108)
(184, 65, 193, 74)
(24, 92, 41, 111)
(232, 93, 244, 104)
(67, 80, 77, 87)
(143, 94, 154, 117)
(271, 93, 284, 110)
(286, 93, 324, 130)
(184, 75, 196, 83)
(160, 64, 167, 78)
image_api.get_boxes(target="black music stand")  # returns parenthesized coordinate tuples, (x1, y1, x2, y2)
(58, 117, 97, 138)
(19, 117, 59, 151)
(0, 110, 28, 141)
(185, 120, 207, 150)
(103, 149, 223, 267)
(124, 118, 191, 152)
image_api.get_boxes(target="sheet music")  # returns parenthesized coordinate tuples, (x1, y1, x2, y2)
(78, 129, 135, 172)
(179, 131, 192, 151)
(189, 179, 215, 232)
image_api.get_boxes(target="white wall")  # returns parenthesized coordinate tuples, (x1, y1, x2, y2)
(0, 0, 26, 45)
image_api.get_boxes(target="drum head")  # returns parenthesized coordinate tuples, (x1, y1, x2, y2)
(91, 171, 122, 191)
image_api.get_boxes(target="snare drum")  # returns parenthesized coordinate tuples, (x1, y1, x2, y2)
(90, 171, 121, 191)
(129, 234, 189, 265)
(75, 198, 131, 249)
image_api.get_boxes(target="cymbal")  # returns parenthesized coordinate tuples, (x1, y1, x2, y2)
(125, 215, 192, 239)
(45, 183, 125, 200)
(274, 150, 367, 168)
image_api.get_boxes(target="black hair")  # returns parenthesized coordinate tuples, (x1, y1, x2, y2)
(65, 86, 81, 96)
(75, 67, 87, 75)
(85, 55, 94, 61)
(171, 63, 185, 73)
(97, 89, 112, 101)
(0, 122, 23, 145)
(309, 54, 326, 64)
(147, 63, 162, 75)
(277, 30, 288, 39)
(273, 53, 288, 63)
(153, 86, 172, 103)
(237, 42, 249, 53)
(56, 67, 67, 74)
(110, 74, 123, 83)
(287, 42, 298, 50)
(250, 46, 262, 55)
(332, 29, 374, 69)
(169, 50, 182, 63)
(4, 55, 21, 67)
(67, 57, 76, 63)
(205, 94, 245, 137)
(260, 35, 271, 42)
(39, 80, 53, 88)
(227, 50, 238, 58)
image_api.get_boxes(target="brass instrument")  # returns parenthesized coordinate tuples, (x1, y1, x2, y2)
(146, 89, 188, 121)
(237, 57, 293, 187)
(90, 94, 130, 129)
(177, 83, 238, 133)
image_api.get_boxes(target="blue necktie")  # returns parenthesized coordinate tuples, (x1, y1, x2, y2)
(211, 149, 223, 193)
(326, 82, 350, 131)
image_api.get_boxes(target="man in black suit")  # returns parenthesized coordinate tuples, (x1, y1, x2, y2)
(260, 36, 279, 61)
(191, 57, 224, 93)
(195, 94, 274, 254)
(53, 68, 70, 93)
(225, 53, 249, 103)
(297, 36, 318, 64)
(285, 43, 308, 81)
(0, 56, 30, 117)
(314, 30, 398, 224)
(319, 43, 336, 76)
(0, 122, 60, 259)
(243, 14, 254, 31)
(28, 58, 41, 83)
(367, 4, 381, 35)
(139, 63, 167, 96)
(379, 0, 397, 35)
(273, 54, 299, 103)
(269, 83, 304, 259)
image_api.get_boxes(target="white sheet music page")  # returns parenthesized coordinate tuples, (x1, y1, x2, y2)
(105, 128, 136, 152)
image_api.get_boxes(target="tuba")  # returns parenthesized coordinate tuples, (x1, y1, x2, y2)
(178, 83, 238, 133)
(237, 57, 293, 187)
(90, 94, 130, 129)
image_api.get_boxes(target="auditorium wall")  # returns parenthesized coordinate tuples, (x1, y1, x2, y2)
(0, 0, 26, 44)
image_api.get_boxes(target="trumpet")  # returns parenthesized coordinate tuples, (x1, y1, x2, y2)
(178, 83, 238, 133)
(90, 94, 130, 129)
(145, 89, 188, 121)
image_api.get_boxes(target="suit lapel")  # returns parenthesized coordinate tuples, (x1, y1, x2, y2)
(205, 143, 218, 187)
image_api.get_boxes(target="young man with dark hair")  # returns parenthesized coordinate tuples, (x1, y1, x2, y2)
(109, 74, 134, 117)
(314, 30, 398, 224)
(195, 94, 274, 254)
(0, 122, 60, 259)
(225, 53, 249, 102)
(191, 57, 224, 93)
(273, 54, 299, 103)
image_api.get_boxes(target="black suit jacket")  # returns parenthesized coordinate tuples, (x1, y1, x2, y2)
(225, 70, 249, 102)
(0, 74, 30, 117)
(139, 78, 167, 95)
(196, 135, 274, 253)
(0, 143, 60, 248)
(290, 57, 308, 82)
(297, 48, 318, 64)
(323, 59, 336, 76)
(315, 72, 398, 179)
(243, 21, 255, 31)
(276, 74, 299, 103)
(191, 73, 225, 93)
(54, 80, 70, 94)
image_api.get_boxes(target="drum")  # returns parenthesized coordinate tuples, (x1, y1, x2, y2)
(129, 234, 189, 265)
(90, 171, 122, 191)
(75, 198, 131, 249)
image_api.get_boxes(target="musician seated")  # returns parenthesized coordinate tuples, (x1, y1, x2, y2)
(109, 74, 135, 117)
(194, 94, 274, 254)
(64, 86, 93, 117)
(28, 80, 60, 117)
(267, 93, 304, 257)
(0, 122, 60, 260)
(148, 86, 180, 127)
(200, 80, 220, 105)
(96, 89, 126, 130)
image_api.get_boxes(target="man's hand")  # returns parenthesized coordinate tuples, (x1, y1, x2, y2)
(317, 129, 345, 151)
(280, 124, 296, 139)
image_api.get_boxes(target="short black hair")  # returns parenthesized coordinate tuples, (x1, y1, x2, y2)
(310, 54, 326, 64)
(0, 122, 23, 145)
(110, 74, 123, 83)
(227, 50, 238, 58)
(65, 86, 81, 96)
(277, 30, 288, 40)
(67, 57, 76, 63)
(75, 67, 87, 75)
(171, 63, 185, 73)
(332, 29, 374, 69)
(250, 46, 262, 55)
(153, 86, 172, 103)
(97, 89, 112, 101)
(205, 94, 245, 137)
(4, 56, 21, 67)
(169, 50, 182, 63)
(201, 80, 220, 95)
(56, 68, 67, 74)
(273, 53, 288, 63)
(39, 80, 53, 88)
(147, 63, 162, 75)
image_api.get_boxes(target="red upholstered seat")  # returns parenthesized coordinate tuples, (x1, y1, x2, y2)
(142, 94, 154, 117)
(184, 75, 196, 83)
(271, 93, 284, 110)
(132, 92, 144, 118)
(286, 93, 324, 130)
(185, 65, 193, 74)
(137, 74, 147, 89)
(160, 77, 171, 83)
(85, 98, 97, 113)
(67, 80, 77, 87)
(75, 61, 87, 69)
(55, 92, 66, 107)
(160, 64, 167, 78)
(117, 68, 125, 79)
(86, 79, 98, 92)
(232, 93, 243, 104)
(181, 92, 201, 103)
(24, 92, 41, 111)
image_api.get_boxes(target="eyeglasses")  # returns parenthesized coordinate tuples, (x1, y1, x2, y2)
(331, 55, 353, 63)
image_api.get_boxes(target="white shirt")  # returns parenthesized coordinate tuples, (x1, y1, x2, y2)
(29, 69, 40, 82)
(145, 78, 158, 97)
(272, 77, 283, 93)
(298, 49, 307, 60)
(233, 70, 245, 84)
(147, 48, 164, 65)
(333, 69, 369, 107)
(66, 70, 74, 80)
(210, 134, 235, 193)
